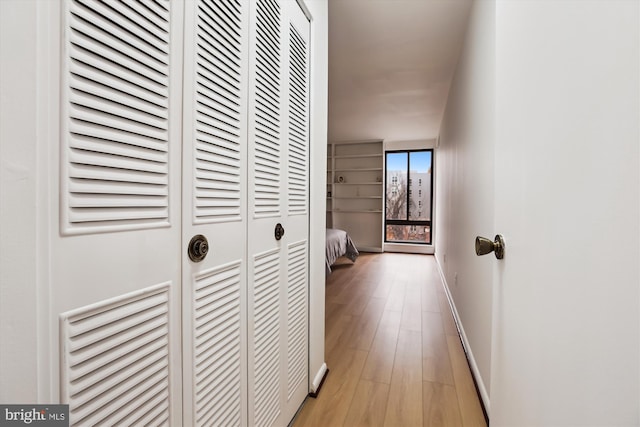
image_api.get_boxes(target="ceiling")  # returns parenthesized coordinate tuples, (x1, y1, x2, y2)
(328, 0, 473, 142)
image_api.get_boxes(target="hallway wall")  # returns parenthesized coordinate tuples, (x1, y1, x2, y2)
(434, 0, 495, 407)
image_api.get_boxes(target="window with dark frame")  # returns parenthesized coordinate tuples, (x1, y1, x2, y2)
(384, 149, 434, 245)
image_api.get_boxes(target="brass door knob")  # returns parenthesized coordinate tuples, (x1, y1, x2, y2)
(188, 234, 209, 262)
(475, 235, 505, 259)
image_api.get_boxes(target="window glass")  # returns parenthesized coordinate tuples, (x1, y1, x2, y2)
(385, 152, 408, 221)
(385, 150, 433, 244)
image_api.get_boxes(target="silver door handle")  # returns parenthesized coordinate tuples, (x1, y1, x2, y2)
(475, 235, 505, 259)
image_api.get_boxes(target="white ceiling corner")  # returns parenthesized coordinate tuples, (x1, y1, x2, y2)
(328, 0, 473, 142)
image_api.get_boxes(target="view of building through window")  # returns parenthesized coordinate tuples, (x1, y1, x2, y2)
(385, 150, 433, 244)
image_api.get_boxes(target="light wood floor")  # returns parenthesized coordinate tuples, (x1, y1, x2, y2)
(293, 253, 487, 427)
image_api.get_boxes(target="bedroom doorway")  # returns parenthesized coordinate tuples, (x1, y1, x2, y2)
(385, 150, 434, 244)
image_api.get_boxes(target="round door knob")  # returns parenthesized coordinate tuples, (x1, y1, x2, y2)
(274, 223, 285, 241)
(475, 235, 505, 259)
(188, 234, 209, 262)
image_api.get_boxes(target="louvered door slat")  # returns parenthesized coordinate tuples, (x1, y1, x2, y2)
(69, 149, 166, 174)
(74, 0, 168, 62)
(196, 88, 241, 125)
(63, 0, 171, 232)
(193, 261, 243, 427)
(287, 240, 307, 399)
(70, 78, 166, 119)
(287, 23, 308, 215)
(68, 111, 168, 144)
(198, 6, 242, 67)
(69, 180, 167, 198)
(67, 132, 167, 163)
(68, 16, 168, 81)
(95, 0, 169, 46)
(106, 0, 170, 40)
(193, 0, 244, 223)
(69, 49, 167, 97)
(252, 0, 282, 218)
(61, 283, 172, 427)
(69, 164, 166, 185)
(196, 52, 241, 99)
(68, 90, 166, 130)
(69, 104, 167, 141)
(252, 248, 281, 427)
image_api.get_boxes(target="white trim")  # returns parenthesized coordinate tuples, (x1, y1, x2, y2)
(384, 138, 437, 151)
(434, 256, 491, 417)
(296, 0, 312, 21)
(311, 362, 328, 393)
(37, 0, 58, 402)
(383, 243, 434, 254)
(358, 246, 383, 253)
(330, 138, 384, 146)
(305, 0, 328, 398)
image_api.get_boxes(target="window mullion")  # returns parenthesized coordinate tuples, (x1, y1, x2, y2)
(406, 153, 410, 221)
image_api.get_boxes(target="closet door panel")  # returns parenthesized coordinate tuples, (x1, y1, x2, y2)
(282, 2, 310, 422)
(248, 0, 287, 426)
(55, 1, 184, 425)
(248, 1, 311, 426)
(182, 1, 249, 426)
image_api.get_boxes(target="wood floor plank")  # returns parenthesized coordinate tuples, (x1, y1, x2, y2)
(438, 292, 459, 336)
(371, 274, 394, 299)
(447, 335, 487, 427)
(343, 380, 390, 427)
(423, 381, 463, 427)
(297, 349, 369, 427)
(383, 279, 406, 312)
(400, 282, 422, 332)
(348, 297, 387, 351)
(343, 285, 376, 316)
(422, 311, 455, 385)
(422, 285, 441, 312)
(293, 254, 487, 427)
(361, 310, 401, 384)
(383, 330, 423, 427)
(325, 313, 354, 357)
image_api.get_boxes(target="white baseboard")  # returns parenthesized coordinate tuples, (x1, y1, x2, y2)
(311, 362, 328, 394)
(358, 246, 383, 253)
(434, 257, 491, 417)
(383, 243, 435, 254)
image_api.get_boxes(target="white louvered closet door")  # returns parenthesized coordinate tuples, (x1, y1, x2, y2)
(182, 0, 250, 426)
(247, 1, 311, 426)
(55, 1, 184, 425)
(54, 0, 309, 425)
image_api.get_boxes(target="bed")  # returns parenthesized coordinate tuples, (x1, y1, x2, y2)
(326, 228, 359, 275)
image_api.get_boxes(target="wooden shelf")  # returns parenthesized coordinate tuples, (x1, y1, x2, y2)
(334, 168, 383, 172)
(334, 182, 382, 185)
(334, 153, 383, 159)
(333, 196, 382, 200)
(328, 140, 384, 248)
(332, 209, 383, 213)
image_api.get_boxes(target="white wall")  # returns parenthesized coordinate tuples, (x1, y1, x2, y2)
(490, 1, 639, 424)
(305, 0, 329, 392)
(0, 0, 44, 402)
(434, 0, 495, 407)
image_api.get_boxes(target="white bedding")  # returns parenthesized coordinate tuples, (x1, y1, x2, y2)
(326, 228, 359, 275)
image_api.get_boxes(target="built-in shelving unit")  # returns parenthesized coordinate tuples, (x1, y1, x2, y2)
(327, 140, 384, 252)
